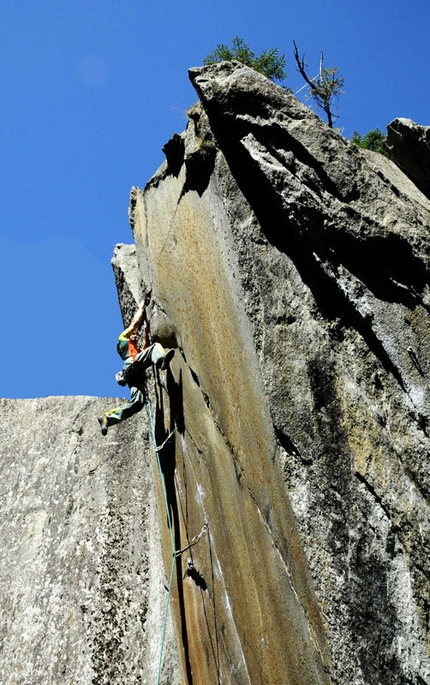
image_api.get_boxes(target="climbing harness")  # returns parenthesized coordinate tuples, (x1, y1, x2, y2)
(145, 390, 208, 685)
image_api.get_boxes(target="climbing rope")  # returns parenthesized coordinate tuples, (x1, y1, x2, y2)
(145, 390, 208, 685)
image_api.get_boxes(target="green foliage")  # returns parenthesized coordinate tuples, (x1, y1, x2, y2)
(351, 128, 388, 155)
(293, 41, 344, 128)
(310, 66, 344, 109)
(203, 36, 287, 82)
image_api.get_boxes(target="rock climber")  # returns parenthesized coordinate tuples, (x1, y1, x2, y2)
(98, 300, 174, 436)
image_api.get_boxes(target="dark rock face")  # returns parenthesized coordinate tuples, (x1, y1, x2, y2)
(385, 117, 430, 199)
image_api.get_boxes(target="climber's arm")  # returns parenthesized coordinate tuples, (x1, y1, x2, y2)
(142, 318, 150, 350)
(118, 301, 146, 340)
(129, 300, 146, 331)
(118, 325, 134, 341)
(118, 301, 149, 353)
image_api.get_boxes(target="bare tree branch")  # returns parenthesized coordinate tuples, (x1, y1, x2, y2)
(293, 40, 344, 129)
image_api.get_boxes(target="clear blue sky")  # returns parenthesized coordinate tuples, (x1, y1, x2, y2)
(1, 0, 429, 399)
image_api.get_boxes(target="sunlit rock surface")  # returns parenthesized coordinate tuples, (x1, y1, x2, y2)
(1, 61, 430, 685)
(0, 396, 180, 685)
(123, 61, 430, 684)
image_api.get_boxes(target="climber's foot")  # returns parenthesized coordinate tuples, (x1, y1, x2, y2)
(98, 416, 108, 436)
(157, 348, 175, 370)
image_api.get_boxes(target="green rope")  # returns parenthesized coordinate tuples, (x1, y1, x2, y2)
(146, 395, 176, 685)
(158, 555, 176, 685)
(146, 389, 208, 684)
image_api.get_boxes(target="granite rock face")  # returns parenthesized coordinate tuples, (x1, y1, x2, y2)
(2, 61, 430, 685)
(121, 61, 430, 684)
(0, 396, 180, 685)
(385, 117, 430, 199)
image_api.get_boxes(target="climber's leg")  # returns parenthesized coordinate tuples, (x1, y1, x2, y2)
(99, 386, 145, 433)
(135, 343, 174, 370)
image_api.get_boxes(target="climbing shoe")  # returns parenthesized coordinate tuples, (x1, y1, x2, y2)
(98, 416, 108, 436)
(157, 348, 175, 370)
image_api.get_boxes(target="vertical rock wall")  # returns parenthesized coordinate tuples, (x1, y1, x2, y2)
(0, 396, 181, 685)
(1, 61, 430, 685)
(127, 163, 331, 685)
(120, 62, 430, 684)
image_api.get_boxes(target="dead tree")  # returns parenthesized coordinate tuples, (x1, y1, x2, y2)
(293, 40, 344, 128)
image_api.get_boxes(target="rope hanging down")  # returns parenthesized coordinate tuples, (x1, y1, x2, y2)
(145, 392, 208, 685)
